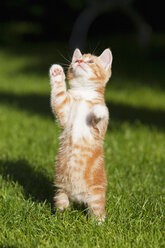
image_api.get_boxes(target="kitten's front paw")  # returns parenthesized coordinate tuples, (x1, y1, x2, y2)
(49, 64, 65, 84)
(92, 105, 108, 121)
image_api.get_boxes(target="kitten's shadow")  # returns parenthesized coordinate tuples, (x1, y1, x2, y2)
(0, 159, 92, 217)
(0, 159, 55, 210)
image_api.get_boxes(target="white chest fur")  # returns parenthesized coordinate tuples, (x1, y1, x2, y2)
(68, 100, 92, 143)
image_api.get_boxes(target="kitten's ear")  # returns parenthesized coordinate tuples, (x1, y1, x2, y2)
(99, 48, 112, 70)
(72, 48, 82, 62)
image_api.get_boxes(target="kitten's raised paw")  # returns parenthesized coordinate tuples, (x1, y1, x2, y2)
(49, 64, 65, 83)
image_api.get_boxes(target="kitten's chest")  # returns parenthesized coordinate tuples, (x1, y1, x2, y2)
(68, 100, 92, 142)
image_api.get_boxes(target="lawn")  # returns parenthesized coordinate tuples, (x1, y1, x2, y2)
(0, 35, 164, 248)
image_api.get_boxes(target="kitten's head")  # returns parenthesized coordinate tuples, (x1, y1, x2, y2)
(67, 48, 112, 90)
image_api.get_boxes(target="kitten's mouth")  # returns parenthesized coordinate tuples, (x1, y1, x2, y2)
(76, 64, 86, 72)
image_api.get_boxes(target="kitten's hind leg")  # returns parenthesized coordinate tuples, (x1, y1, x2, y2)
(87, 188, 106, 223)
(54, 190, 69, 212)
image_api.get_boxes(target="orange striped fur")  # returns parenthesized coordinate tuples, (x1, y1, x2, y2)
(49, 48, 112, 222)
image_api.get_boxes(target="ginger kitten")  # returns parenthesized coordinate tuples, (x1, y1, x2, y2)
(49, 48, 112, 221)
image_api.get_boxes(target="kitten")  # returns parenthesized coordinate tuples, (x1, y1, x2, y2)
(49, 48, 112, 221)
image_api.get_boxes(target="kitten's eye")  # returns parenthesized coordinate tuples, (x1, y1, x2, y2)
(87, 60, 94, 64)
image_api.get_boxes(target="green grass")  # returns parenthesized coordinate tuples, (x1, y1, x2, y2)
(0, 35, 165, 247)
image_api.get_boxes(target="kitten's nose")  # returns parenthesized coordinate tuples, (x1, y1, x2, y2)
(77, 60, 83, 65)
